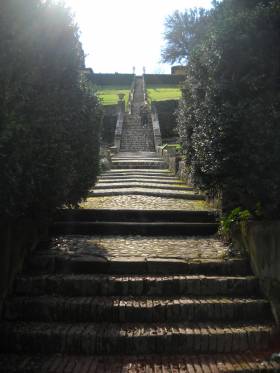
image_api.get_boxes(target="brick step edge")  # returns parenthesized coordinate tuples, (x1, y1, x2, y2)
(0, 352, 279, 373)
(4, 296, 271, 323)
(50, 222, 218, 236)
(0, 322, 275, 354)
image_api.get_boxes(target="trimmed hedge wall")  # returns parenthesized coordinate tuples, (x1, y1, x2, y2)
(0, 0, 101, 220)
(145, 74, 184, 86)
(152, 100, 179, 140)
(91, 73, 134, 87)
(101, 115, 117, 146)
(175, 1, 280, 217)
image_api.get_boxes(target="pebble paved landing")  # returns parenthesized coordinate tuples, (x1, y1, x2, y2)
(82, 195, 211, 210)
(50, 235, 227, 259)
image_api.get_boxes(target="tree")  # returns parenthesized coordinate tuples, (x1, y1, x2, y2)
(161, 8, 210, 64)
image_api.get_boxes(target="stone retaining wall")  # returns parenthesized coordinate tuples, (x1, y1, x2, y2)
(233, 221, 280, 325)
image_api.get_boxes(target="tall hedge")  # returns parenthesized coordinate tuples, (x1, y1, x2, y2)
(164, 0, 280, 218)
(0, 0, 102, 220)
(151, 101, 179, 141)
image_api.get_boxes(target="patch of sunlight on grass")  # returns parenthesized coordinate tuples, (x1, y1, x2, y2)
(147, 85, 181, 102)
(96, 86, 130, 106)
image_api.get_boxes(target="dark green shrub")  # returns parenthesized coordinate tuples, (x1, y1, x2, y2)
(152, 101, 179, 140)
(164, 0, 280, 218)
(91, 74, 134, 86)
(144, 74, 184, 85)
(0, 0, 102, 220)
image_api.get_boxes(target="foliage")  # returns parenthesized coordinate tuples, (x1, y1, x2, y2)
(0, 0, 102, 220)
(152, 100, 179, 140)
(91, 74, 134, 87)
(219, 207, 251, 237)
(144, 74, 184, 85)
(163, 0, 280, 218)
(161, 8, 211, 64)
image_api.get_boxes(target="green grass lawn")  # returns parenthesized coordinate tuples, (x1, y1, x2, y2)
(96, 86, 130, 106)
(146, 85, 181, 102)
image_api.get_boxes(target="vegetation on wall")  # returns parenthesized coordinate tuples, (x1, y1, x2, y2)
(163, 0, 280, 218)
(0, 0, 102, 220)
(152, 101, 179, 140)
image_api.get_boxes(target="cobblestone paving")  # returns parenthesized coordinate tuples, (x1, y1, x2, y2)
(81, 195, 212, 210)
(0, 352, 278, 373)
(50, 235, 227, 259)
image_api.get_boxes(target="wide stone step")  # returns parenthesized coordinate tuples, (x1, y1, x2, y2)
(99, 174, 177, 180)
(5, 296, 271, 323)
(25, 253, 250, 276)
(116, 152, 158, 157)
(89, 188, 205, 200)
(0, 352, 279, 373)
(94, 182, 193, 191)
(111, 161, 166, 169)
(0, 321, 274, 354)
(15, 274, 259, 297)
(81, 195, 214, 211)
(112, 158, 163, 162)
(98, 178, 185, 184)
(102, 168, 173, 174)
(51, 221, 218, 236)
(55, 208, 218, 222)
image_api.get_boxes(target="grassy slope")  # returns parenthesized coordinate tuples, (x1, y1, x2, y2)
(146, 85, 181, 102)
(96, 86, 130, 106)
(96, 85, 181, 106)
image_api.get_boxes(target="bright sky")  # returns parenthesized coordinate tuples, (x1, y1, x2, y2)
(64, 0, 212, 74)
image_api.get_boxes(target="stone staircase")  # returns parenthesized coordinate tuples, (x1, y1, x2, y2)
(120, 78, 155, 152)
(0, 153, 279, 371)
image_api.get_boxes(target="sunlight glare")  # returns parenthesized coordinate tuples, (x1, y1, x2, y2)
(62, 0, 213, 74)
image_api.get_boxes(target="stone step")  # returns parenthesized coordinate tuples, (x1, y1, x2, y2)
(115, 152, 158, 157)
(5, 296, 271, 323)
(15, 274, 259, 297)
(26, 253, 249, 276)
(55, 208, 218, 222)
(111, 161, 165, 169)
(88, 188, 205, 200)
(102, 168, 173, 174)
(51, 221, 218, 236)
(120, 147, 156, 152)
(95, 182, 192, 191)
(81, 195, 213, 211)
(0, 352, 279, 372)
(0, 321, 274, 354)
(112, 158, 163, 162)
(100, 173, 176, 179)
(98, 178, 186, 184)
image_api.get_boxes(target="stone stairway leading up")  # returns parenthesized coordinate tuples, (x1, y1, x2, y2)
(0, 152, 279, 371)
(120, 77, 155, 152)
